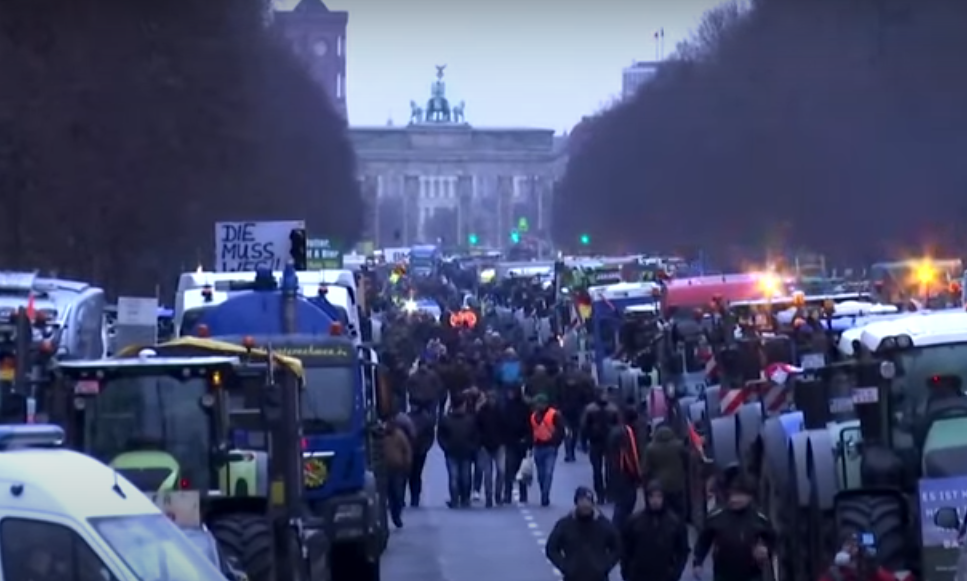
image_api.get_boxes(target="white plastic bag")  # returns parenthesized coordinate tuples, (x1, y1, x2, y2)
(516, 451, 534, 484)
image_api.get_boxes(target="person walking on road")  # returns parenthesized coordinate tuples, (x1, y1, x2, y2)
(620, 481, 690, 581)
(644, 424, 688, 517)
(438, 393, 480, 508)
(475, 389, 506, 507)
(545, 486, 621, 581)
(530, 393, 566, 506)
(502, 384, 533, 504)
(383, 417, 413, 528)
(693, 476, 777, 581)
(606, 407, 643, 529)
(405, 401, 436, 507)
(581, 388, 620, 501)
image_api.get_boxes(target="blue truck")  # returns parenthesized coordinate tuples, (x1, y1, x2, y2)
(186, 266, 388, 581)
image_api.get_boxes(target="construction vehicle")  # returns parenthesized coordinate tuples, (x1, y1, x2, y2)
(182, 265, 390, 581)
(0, 424, 232, 581)
(53, 338, 328, 581)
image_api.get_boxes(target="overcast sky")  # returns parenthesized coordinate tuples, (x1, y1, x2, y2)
(274, 0, 722, 132)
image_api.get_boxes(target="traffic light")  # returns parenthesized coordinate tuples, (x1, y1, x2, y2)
(468, 233, 479, 246)
(579, 233, 590, 245)
(510, 230, 520, 244)
(289, 228, 307, 270)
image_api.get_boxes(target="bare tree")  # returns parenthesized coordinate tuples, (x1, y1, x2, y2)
(555, 0, 967, 264)
(0, 0, 361, 294)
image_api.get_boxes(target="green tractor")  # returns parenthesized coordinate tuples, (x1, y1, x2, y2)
(753, 310, 967, 581)
(53, 337, 328, 581)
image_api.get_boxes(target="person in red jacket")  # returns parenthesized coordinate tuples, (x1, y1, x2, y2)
(817, 536, 896, 581)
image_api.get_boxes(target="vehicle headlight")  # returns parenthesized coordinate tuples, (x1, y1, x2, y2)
(333, 503, 364, 522)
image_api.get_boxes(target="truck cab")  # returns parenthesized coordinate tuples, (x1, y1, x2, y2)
(181, 267, 386, 581)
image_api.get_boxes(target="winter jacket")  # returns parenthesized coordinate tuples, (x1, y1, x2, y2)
(525, 374, 557, 403)
(501, 396, 533, 449)
(644, 425, 687, 493)
(581, 401, 620, 447)
(437, 409, 480, 460)
(406, 369, 443, 406)
(620, 506, 689, 581)
(383, 427, 412, 473)
(476, 402, 505, 452)
(407, 407, 436, 455)
(545, 511, 621, 581)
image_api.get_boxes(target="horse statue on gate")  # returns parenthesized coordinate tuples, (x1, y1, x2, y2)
(409, 100, 424, 124)
(452, 101, 466, 123)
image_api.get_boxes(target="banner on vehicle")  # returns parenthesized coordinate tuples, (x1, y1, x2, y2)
(919, 476, 967, 581)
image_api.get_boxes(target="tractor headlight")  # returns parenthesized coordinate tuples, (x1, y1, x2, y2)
(879, 361, 896, 379)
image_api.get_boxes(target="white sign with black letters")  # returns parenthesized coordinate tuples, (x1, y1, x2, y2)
(214, 220, 305, 272)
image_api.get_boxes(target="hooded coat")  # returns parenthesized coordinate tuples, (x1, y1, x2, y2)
(644, 425, 686, 493)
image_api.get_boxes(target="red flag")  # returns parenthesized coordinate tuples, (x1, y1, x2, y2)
(25, 292, 35, 322)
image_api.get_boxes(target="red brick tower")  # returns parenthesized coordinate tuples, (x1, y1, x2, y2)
(274, 0, 348, 119)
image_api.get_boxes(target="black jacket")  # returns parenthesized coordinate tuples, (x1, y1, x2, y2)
(620, 507, 689, 581)
(407, 407, 436, 456)
(437, 410, 480, 459)
(501, 396, 533, 449)
(475, 402, 504, 452)
(693, 507, 777, 581)
(545, 511, 621, 581)
(581, 401, 620, 446)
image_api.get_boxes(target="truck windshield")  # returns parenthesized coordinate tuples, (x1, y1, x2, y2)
(302, 365, 356, 434)
(84, 375, 211, 491)
(90, 514, 224, 581)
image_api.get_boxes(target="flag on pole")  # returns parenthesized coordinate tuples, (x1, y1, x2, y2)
(26, 292, 35, 322)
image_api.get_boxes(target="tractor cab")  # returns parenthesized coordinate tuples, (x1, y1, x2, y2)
(53, 339, 322, 581)
(53, 353, 239, 494)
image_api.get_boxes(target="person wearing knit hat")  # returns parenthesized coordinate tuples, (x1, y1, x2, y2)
(574, 486, 596, 510)
(545, 485, 621, 581)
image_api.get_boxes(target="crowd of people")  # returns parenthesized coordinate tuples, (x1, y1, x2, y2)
(377, 310, 887, 581)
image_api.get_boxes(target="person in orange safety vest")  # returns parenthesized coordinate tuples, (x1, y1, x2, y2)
(530, 394, 566, 507)
(607, 406, 643, 529)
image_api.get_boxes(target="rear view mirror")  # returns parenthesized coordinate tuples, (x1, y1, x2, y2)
(934, 506, 961, 530)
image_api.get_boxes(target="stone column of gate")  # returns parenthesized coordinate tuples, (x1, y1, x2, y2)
(457, 174, 473, 245)
(496, 174, 513, 249)
(403, 174, 420, 246)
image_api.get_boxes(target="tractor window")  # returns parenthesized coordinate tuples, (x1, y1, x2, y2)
(302, 365, 356, 434)
(178, 309, 205, 337)
(84, 375, 211, 491)
(892, 343, 967, 442)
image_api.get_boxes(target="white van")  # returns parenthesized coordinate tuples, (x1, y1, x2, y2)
(0, 424, 224, 581)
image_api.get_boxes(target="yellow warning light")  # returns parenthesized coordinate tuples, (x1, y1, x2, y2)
(211, 370, 222, 387)
(914, 260, 936, 286)
(757, 272, 781, 297)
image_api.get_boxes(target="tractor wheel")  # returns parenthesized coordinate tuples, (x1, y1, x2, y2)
(209, 513, 275, 581)
(834, 494, 908, 571)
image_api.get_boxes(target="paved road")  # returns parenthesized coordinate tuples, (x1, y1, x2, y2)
(383, 447, 711, 581)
